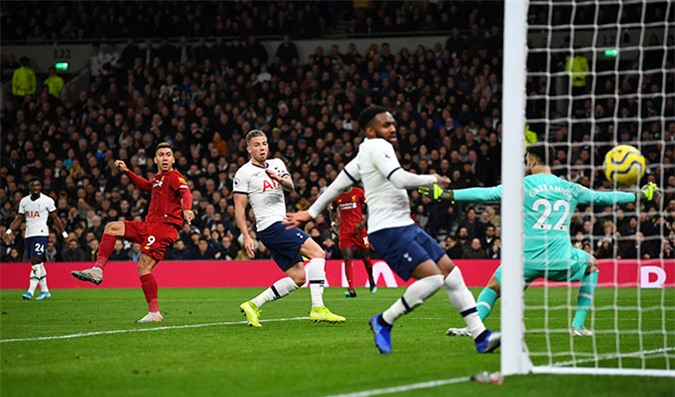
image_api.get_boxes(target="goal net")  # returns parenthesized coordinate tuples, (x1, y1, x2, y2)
(501, 0, 674, 377)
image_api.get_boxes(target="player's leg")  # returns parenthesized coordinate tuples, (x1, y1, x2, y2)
(358, 235, 377, 293)
(135, 223, 176, 323)
(34, 255, 51, 300)
(341, 244, 357, 297)
(367, 226, 445, 354)
(476, 270, 502, 321)
(300, 237, 346, 323)
(71, 221, 128, 284)
(136, 253, 163, 323)
(571, 251, 598, 336)
(22, 239, 38, 299)
(437, 255, 499, 352)
(241, 262, 304, 327)
(95, 221, 125, 268)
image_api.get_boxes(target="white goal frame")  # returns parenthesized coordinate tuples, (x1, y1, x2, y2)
(500, 0, 675, 378)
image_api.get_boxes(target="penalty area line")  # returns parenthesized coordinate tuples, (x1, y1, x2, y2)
(0, 316, 308, 343)
(324, 376, 472, 397)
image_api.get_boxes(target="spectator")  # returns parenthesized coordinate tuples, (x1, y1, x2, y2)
(216, 235, 238, 260)
(43, 66, 64, 98)
(275, 35, 299, 64)
(463, 238, 488, 259)
(194, 236, 216, 260)
(486, 237, 501, 259)
(130, 243, 142, 262)
(12, 56, 36, 98)
(109, 239, 131, 261)
(168, 239, 195, 260)
(45, 241, 62, 262)
(444, 235, 463, 259)
(62, 238, 87, 262)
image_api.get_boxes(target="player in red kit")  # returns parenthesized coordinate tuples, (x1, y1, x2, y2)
(329, 186, 376, 298)
(71, 142, 194, 322)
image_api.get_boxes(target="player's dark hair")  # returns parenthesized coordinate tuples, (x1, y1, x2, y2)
(155, 142, 173, 155)
(28, 177, 40, 185)
(245, 129, 266, 145)
(358, 106, 389, 131)
(526, 143, 556, 166)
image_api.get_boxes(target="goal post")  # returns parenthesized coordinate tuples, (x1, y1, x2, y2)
(501, 0, 531, 377)
(501, 0, 675, 378)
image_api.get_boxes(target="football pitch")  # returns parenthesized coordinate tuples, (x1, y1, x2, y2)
(1, 287, 673, 397)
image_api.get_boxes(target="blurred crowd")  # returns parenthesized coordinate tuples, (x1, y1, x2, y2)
(1, 2, 674, 263)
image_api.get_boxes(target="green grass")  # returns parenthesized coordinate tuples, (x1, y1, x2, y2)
(1, 287, 673, 397)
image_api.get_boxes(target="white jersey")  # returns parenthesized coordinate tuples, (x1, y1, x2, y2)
(18, 193, 56, 238)
(233, 158, 290, 232)
(356, 138, 432, 233)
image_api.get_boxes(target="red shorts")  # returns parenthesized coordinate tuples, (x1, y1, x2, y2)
(123, 221, 179, 262)
(338, 229, 370, 251)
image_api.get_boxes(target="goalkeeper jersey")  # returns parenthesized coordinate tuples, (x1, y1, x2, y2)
(453, 173, 636, 270)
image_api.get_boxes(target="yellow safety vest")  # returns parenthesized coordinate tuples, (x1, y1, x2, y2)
(565, 55, 589, 87)
(12, 66, 36, 96)
(44, 75, 64, 98)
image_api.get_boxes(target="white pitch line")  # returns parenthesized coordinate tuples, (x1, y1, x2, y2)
(552, 346, 675, 368)
(0, 317, 308, 343)
(324, 376, 472, 397)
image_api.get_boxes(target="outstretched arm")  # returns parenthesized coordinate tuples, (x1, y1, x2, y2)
(419, 184, 502, 203)
(116, 160, 152, 191)
(285, 168, 356, 228)
(577, 182, 659, 205)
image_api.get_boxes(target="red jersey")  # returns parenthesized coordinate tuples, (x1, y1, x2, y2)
(331, 187, 366, 237)
(125, 169, 192, 228)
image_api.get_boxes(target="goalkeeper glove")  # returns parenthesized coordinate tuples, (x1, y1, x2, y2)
(418, 184, 454, 202)
(639, 182, 659, 202)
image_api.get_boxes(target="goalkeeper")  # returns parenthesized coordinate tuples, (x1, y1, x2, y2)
(419, 143, 659, 336)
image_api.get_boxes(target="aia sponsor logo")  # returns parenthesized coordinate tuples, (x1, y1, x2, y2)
(25, 211, 41, 218)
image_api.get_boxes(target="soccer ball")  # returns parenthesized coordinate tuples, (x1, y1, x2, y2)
(603, 145, 645, 186)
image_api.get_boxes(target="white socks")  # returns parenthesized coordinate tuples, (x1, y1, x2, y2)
(444, 267, 485, 339)
(252, 277, 299, 308)
(382, 274, 443, 325)
(306, 258, 326, 307)
(28, 263, 48, 294)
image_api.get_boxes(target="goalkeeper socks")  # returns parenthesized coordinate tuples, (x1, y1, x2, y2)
(252, 277, 300, 308)
(572, 270, 598, 329)
(140, 273, 159, 312)
(476, 287, 499, 321)
(344, 259, 354, 290)
(95, 233, 116, 269)
(382, 275, 443, 325)
(444, 267, 486, 339)
(306, 258, 326, 307)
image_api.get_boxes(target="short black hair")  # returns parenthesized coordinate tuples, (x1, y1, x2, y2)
(28, 177, 41, 185)
(358, 106, 389, 131)
(526, 143, 556, 166)
(155, 142, 173, 155)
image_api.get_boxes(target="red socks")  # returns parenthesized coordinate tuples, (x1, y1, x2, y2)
(94, 234, 116, 269)
(364, 257, 375, 285)
(344, 260, 354, 290)
(140, 273, 159, 312)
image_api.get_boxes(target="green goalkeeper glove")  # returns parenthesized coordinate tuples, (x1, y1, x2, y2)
(639, 182, 659, 202)
(418, 184, 454, 202)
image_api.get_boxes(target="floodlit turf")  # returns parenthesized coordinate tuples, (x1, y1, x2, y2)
(1, 287, 673, 397)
